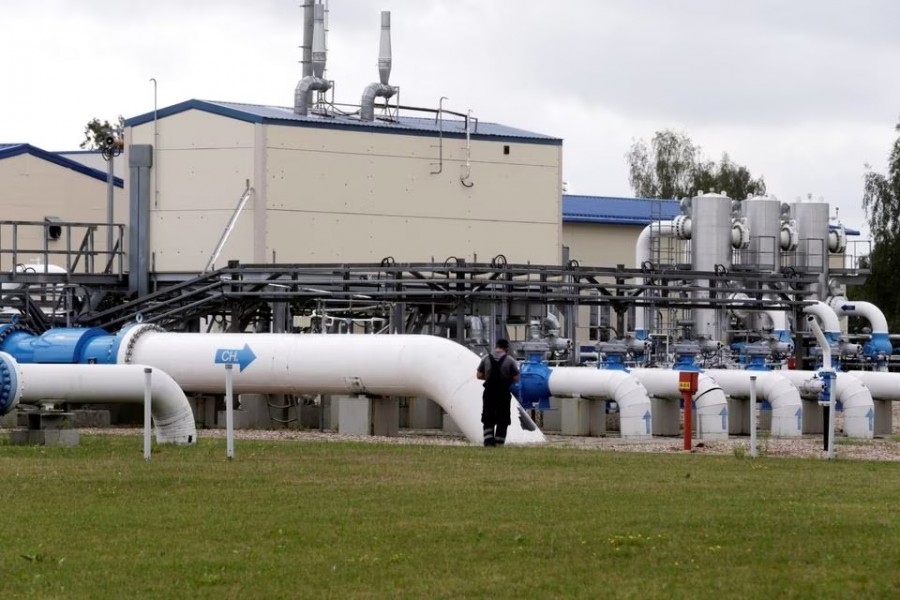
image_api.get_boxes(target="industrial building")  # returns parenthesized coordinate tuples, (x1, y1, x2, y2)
(0, 1, 894, 448)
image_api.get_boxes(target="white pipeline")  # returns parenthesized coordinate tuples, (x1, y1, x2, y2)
(629, 369, 729, 440)
(548, 367, 652, 438)
(703, 369, 802, 437)
(4, 355, 195, 444)
(803, 301, 842, 340)
(779, 370, 875, 439)
(828, 296, 889, 334)
(118, 328, 544, 445)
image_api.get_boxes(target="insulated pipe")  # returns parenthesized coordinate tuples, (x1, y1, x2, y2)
(0, 352, 195, 444)
(778, 370, 875, 439)
(807, 314, 832, 370)
(547, 367, 652, 438)
(827, 296, 892, 367)
(628, 369, 729, 440)
(702, 369, 802, 437)
(633, 219, 689, 338)
(116, 328, 544, 445)
(803, 301, 842, 343)
(294, 3, 332, 115)
(360, 11, 397, 121)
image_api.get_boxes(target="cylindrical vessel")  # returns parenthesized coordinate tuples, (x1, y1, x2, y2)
(743, 195, 781, 273)
(691, 192, 733, 341)
(791, 199, 830, 298)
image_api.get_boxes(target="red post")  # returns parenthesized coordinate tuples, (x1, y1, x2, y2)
(679, 372, 698, 451)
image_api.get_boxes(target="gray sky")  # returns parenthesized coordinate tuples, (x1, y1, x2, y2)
(3, 0, 899, 236)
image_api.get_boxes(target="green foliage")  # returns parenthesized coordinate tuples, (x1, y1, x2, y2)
(80, 116, 124, 150)
(851, 120, 900, 329)
(0, 435, 897, 599)
(627, 129, 766, 200)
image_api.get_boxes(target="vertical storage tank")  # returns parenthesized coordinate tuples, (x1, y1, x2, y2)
(691, 192, 733, 342)
(743, 195, 781, 273)
(791, 198, 830, 298)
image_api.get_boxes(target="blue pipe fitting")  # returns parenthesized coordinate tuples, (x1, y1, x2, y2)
(0, 353, 20, 415)
(672, 342, 701, 371)
(597, 341, 629, 371)
(518, 342, 552, 410)
(863, 332, 892, 362)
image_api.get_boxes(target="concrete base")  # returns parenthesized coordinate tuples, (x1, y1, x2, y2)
(442, 412, 462, 435)
(409, 397, 443, 429)
(728, 398, 749, 435)
(10, 411, 80, 446)
(874, 399, 892, 436)
(652, 398, 680, 436)
(540, 397, 562, 432)
(802, 400, 822, 434)
(559, 397, 607, 437)
(372, 397, 399, 437)
(10, 429, 80, 446)
(337, 395, 371, 436)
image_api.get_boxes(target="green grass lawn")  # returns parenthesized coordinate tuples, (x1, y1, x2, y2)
(0, 435, 898, 599)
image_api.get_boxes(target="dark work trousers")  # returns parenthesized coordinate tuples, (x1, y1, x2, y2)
(482, 390, 511, 446)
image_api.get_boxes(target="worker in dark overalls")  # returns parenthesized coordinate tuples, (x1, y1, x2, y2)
(476, 339, 521, 446)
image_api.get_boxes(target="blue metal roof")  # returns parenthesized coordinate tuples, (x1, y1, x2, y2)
(124, 99, 562, 146)
(563, 195, 682, 225)
(0, 143, 123, 187)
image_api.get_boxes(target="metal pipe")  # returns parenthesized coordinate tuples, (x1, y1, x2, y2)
(294, 3, 332, 115)
(301, 1, 315, 78)
(629, 369, 729, 440)
(702, 369, 803, 437)
(807, 314, 832, 370)
(205, 182, 253, 272)
(0, 353, 195, 444)
(115, 327, 544, 445)
(548, 367, 652, 438)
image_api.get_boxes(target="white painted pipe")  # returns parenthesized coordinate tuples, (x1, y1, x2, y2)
(703, 369, 802, 437)
(807, 314, 832, 369)
(778, 370, 875, 439)
(1, 353, 195, 444)
(629, 369, 729, 440)
(548, 367, 652, 438)
(634, 221, 679, 337)
(117, 328, 544, 445)
(803, 301, 841, 340)
(828, 296, 888, 334)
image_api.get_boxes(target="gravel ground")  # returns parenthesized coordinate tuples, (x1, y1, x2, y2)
(67, 402, 899, 462)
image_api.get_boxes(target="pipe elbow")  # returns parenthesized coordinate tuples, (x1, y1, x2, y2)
(360, 83, 397, 121)
(294, 77, 332, 116)
(142, 365, 197, 445)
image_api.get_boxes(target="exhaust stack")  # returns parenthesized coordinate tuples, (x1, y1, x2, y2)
(360, 11, 398, 121)
(294, 2, 332, 115)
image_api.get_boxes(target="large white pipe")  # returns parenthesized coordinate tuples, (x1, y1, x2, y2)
(634, 220, 678, 338)
(803, 301, 842, 342)
(828, 296, 888, 334)
(548, 367, 652, 438)
(778, 370, 875, 439)
(703, 369, 802, 437)
(0, 353, 195, 444)
(117, 327, 544, 445)
(807, 314, 832, 369)
(629, 369, 729, 440)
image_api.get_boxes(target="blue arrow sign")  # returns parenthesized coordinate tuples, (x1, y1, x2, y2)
(719, 407, 728, 431)
(642, 410, 651, 434)
(795, 407, 803, 431)
(866, 408, 874, 432)
(214, 344, 257, 372)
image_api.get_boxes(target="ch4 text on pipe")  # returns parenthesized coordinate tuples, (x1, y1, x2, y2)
(214, 344, 257, 372)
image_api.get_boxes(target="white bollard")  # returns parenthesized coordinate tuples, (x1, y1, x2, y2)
(143, 367, 152, 461)
(225, 364, 234, 460)
(749, 375, 757, 458)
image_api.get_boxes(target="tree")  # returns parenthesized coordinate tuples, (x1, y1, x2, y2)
(626, 129, 766, 200)
(80, 116, 124, 150)
(849, 120, 900, 330)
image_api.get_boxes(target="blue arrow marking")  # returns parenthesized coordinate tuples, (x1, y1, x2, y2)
(642, 410, 651, 434)
(214, 343, 257, 372)
(719, 407, 728, 430)
(795, 407, 803, 431)
(866, 408, 874, 432)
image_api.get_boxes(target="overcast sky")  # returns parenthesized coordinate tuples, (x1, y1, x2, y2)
(3, 0, 899, 237)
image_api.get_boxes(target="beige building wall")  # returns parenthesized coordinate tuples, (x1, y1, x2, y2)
(0, 153, 124, 272)
(128, 109, 562, 271)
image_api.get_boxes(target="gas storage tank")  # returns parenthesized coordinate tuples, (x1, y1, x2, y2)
(691, 192, 733, 342)
(743, 195, 781, 273)
(791, 197, 830, 297)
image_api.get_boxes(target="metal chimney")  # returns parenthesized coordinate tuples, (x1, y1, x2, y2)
(294, 1, 332, 115)
(301, 2, 314, 78)
(360, 10, 397, 121)
(378, 11, 392, 85)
